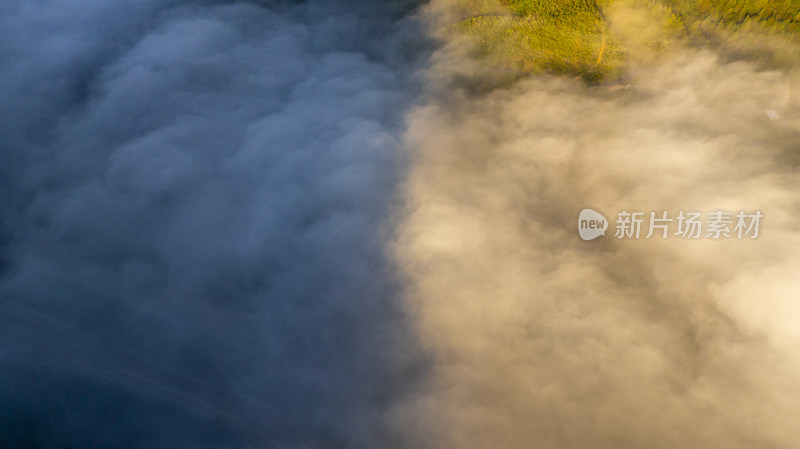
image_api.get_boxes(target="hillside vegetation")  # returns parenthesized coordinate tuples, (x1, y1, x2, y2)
(455, 0, 800, 82)
(664, 0, 800, 33)
(457, 0, 625, 81)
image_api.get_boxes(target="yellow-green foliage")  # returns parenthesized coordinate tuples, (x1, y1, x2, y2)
(661, 0, 800, 33)
(654, 0, 800, 69)
(456, 0, 625, 82)
(454, 0, 799, 82)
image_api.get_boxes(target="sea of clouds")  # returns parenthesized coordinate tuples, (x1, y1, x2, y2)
(2, 0, 799, 448)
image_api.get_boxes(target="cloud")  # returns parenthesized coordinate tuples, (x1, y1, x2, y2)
(392, 2, 800, 448)
(4, 0, 800, 448)
(0, 1, 428, 448)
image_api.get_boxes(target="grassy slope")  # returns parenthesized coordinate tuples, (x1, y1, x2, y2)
(663, 0, 800, 33)
(455, 0, 800, 82)
(457, 0, 625, 81)
(657, 0, 800, 69)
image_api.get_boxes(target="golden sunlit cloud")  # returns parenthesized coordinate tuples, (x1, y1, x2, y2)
(391, 2, 800, 447)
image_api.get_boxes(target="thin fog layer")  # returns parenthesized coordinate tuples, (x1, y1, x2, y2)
(394, 2, 800, 448)
(0, 1, 426, 448)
